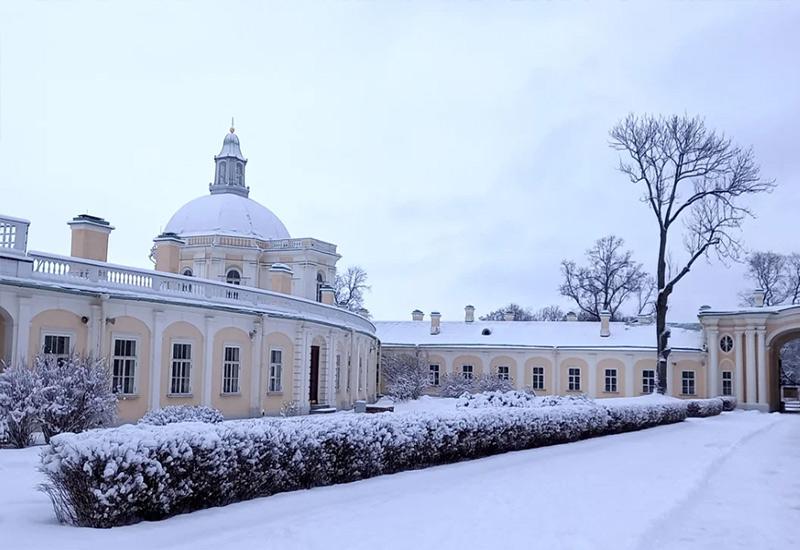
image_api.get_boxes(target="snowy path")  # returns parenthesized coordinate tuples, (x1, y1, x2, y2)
(0, 411, 796, 550)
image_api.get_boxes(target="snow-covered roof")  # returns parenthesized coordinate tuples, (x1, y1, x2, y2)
(375, 320, 705, 351)
(698, 303, 800, 317)
(164, 192, 290, 241)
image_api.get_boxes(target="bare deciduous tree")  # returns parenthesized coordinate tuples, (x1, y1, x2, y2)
(381, 350, 430, 400)
(479, 303, 534, 321)
(610, 113, 774, 393)
(635, 275, 657, 316)
(741, 251, 788, 306)
(785, 254, 800, 305)
(334, 266, 370, 315)
(559, 235, 649, 321)
(532, 305, 566, 321)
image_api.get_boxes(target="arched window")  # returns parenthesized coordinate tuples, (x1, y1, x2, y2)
(316, 272, 324, 302)
(182, 268, 193, 277)
(218, 161, 227, 184)
(226, 269, 241, 285)
(236, 163, 243, 186)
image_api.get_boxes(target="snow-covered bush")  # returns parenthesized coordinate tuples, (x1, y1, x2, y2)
(685, 398, 724, 418)
(538, 394, 595, 407)
(603, 400, 688, 433)
(279, 400, 300, 417)
(139, 405, 223, 426)
(34, 354, 117, 443)
(381, 351, 430, 400)
(438, 373, 514, 398)
(719, 396, 737, 411)
(457, 390, 537, 409)
(0, 363, 41, 448)
(40, 399, 688, 527)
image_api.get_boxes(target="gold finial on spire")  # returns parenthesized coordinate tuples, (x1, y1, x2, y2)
(230, 117, 235, 133)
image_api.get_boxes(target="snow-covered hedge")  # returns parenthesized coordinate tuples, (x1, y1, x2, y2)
(685, 398, 724, 418)
(40, 399, 688, 527)
(438, 373, 514, 397)
(457, 390, 537, 408)
(719, 396, 737, 412)
(139, 405, 223, 426)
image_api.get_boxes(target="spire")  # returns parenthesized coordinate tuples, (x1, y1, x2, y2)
(209, 123, 249, 197)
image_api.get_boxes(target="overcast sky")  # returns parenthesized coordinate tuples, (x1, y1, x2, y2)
(1, 1, 798, 322)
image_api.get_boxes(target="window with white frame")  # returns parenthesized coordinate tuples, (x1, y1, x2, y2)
(497, 365, 510, 381)
(335, 354, 341, 391)
(681, 371, 696, 395)
(642, 369, 656, 394)
(532, 366, 545, 391)
(719, 335, 734, 353)
(112, 338, 137, 395)
(604, 368, 618, 393)
(269, 349, 282, 392)
(568, 367, 581, 391)
(222, 345, 240, 394)
(170, 342, 192, 395)
(429, 364, 440, 386)
(722, 371, 733, 396)
(43, 333, 71, 364)
(462, 364, 474, 380)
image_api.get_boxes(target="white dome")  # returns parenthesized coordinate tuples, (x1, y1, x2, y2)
(164, 193, 290, 240)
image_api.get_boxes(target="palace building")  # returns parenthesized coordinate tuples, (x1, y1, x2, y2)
(375, 298, 800, 413)
(0, 127, 379, 423)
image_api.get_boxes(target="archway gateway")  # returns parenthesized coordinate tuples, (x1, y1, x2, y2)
(769, 332, 800, 412)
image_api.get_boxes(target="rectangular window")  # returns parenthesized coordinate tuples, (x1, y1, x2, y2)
(642, 369, 656, 394)
(568, 367, 581, 391)
(112, 338, 137, 394)
(722, 371, 733, 396)
(604, 368, 618, 393)
(358, 357, 364, 392)
(43, 334, 71, 363)
(269, 349, 282, 393)
(532, 366, 545, 391)
(497, 366, 510, 381)
(462, 365, 473, 380)
(346, 355, 351, 391)
(429, 364, 440, 386)
(170, 342, 192, 395)
(335, 354, 341, 392)
(222, 345, 240, 394)
(682, 371, 696, 396)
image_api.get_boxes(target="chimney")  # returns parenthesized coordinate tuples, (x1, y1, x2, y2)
(600, 310, 611, 337)
(752, 288, 765, 308)
(566, 311, 578, 322)
(412, 309, 424, 321)
(152, 232, 185, 273)
(503, 310, 515, 322)
(465, 305, 475, 323)
(430, 311, 441, 335)
(269, 263, 293, 294)
(320, 284, 336, 305)
(68, 214, 114, 262)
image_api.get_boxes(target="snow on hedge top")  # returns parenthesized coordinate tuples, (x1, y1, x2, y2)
(164, 192, 290, 240)
(375, 320, 704, 351)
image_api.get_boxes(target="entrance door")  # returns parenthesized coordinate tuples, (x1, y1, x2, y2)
(309, 345, 320, 404)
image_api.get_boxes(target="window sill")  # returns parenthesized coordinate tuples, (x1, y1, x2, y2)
(266, 391, 284, 396)
(115, 393, 140, 400)
(220, 392, 242, 397)
(680, 394, 697, 397)
(167, 393, 193, 398)
(602, 391, 620, 395)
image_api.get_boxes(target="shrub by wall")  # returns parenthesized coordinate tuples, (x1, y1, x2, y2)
(41, 399, 688, 528)
(685, 398, 724, 417)
(719, 396, 737, 412)
(138, 405, 224, 426)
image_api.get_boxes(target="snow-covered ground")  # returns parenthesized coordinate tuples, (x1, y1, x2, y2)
(1, 410, 797, 550)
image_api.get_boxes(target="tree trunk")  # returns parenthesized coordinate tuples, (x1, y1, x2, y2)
(655, 230, 670, 394)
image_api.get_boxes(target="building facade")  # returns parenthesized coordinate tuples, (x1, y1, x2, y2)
(376, 299, 800, 412)
(0, 128, 379, 423)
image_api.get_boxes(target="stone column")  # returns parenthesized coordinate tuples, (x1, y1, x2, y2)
(325, 331, 336, 406)
(756, 328, 768, 405)
(745, 328, 757, 404)
(515, 359, 525, 391)
(88, 304, 102, 358)
(552, 350, 560, 395)
(733, 329, 745, 403)
(203, 315, 215, 406)
(624, 354, 635, 397)
(666, 360, 674, 397)
(706, 327, 719, 397)
(149, 311, 165, 410)
(15, 296, 31, 364)
(587, 355, 597, 397)
(249, 315, 264, 416)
